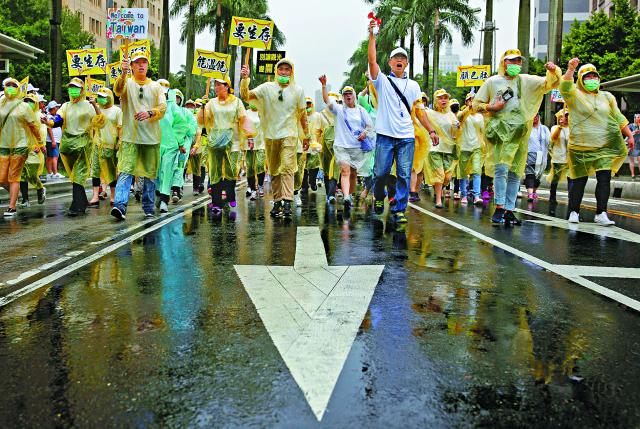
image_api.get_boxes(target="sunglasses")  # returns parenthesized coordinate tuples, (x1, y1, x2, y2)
(139, 87, 144, 100)
(278, 89, 283, 102)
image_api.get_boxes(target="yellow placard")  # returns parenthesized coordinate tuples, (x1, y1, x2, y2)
(228, 16, 274, 49)
(106, 61, 131, 85)
(85, 77, 106, 97)
(191, 49, 231, 79)
(456, 65, 491, 87)
(19, 77, 29, 97)
(119, 39, 151, 61)
(66, 49, 108, 76)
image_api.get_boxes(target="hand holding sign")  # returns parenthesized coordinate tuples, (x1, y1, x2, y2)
(241, 65, 250, 79)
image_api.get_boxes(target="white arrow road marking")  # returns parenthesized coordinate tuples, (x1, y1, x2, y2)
(234, 226, 384, 421)
(525, 218, 640, 244)
(554, 266, 640, 278)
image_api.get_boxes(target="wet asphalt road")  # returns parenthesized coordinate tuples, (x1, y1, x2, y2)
(1, 184, 640, 428)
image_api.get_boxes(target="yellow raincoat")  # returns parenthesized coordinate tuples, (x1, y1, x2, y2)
(244, 107, 266, 179)
(424, 90, 459, 185)
(473, 50, 561, 176)
(91, 88, 122, 185)
(411, 98, 430, 174)
(113, 73, 167, 178)
(318, 95, 342, 181)
(20, 93, 46, 189)
(240, 58, 307, 179)
(58, 80, 106, 186)
(456, 108, 485, 177)
(0, 78, 40, 183)
(559, 64, 629, 178)
(547, 108, 570, 183)
(305, 100, 322, 171)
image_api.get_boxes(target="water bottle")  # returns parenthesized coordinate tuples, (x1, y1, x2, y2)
(178, 151, 186, 169)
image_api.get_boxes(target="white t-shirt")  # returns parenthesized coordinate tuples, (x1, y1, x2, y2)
(371, 71, 422, 139)
(328, 100, 373, 149)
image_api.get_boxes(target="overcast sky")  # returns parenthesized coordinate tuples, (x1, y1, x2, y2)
(169, 0, 521, 95)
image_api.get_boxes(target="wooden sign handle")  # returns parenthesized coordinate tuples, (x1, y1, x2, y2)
(205, 78, 211, 99)
(123, 38, 130, 60)
(244, 47, 251, 67)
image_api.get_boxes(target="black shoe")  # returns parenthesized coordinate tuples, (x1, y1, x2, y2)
(503, 210, 522, 226)
(491, 207, 505, 224)
(3, 208, 17, 217)
(134, 191, 141, 202)
(111, 206, 126, 221)
(549, 200, 558, 216)
(246, 189, 252, 197)
(68, 208, 87, 217)
(270, 201, 283, 218)
(374, 200, 384, 215)
(171, 190, 180, 203)
(282, 200, 292, 219)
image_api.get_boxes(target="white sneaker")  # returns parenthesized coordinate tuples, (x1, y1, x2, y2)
(159, 201, 168, 213)
(250, 190, 257, 201)
(294, 193, 302, 207)
(47, 173, 54, 179)
(594, 212, 615, 226)
(258, 185, 265, 197)
(568, 211, 580, 223)
(54, 173, 65, 179)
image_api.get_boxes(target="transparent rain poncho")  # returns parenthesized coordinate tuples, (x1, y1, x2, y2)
(457, 109, 485, 177)
(0, 79, 40, 151)
(91, 88, 121, 184)
(244, 108, 266, 177)
(20, 94, 46, 188)
(424, 100, 459, 185)
(473, 51, 561, 176)
(411, 100, 429, 174)
(559, 65, 629, 178)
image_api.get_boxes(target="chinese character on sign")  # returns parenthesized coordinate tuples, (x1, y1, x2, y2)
(258, 26, 271, 42)
(110, 68, 119, 79)
(479, 71, 488, 79)
(70, 54, 84, 70)
(84, 54, 95, 69)
(258, 65, 265, 73)
(247, 24, 258, 40)
(196, 55, 206, 69)
(460, 71, 469, 80)
(95, 53, 106, 69)
(233, 22, 247, 39)
(265, 64, 273, 74)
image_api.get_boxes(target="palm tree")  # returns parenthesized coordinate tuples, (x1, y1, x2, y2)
(518, 0, 531, 73)
(50, 0, 63, 101)
(482, 0, 493, 68)
(159, 0, 170, 78)
(171, 0, 206, 98)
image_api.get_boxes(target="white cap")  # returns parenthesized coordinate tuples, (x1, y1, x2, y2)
(27, 83, 39, 92)
(46, 100, 61, 111)
(38, 94, 46, 103)
(389, 47, 408, 59)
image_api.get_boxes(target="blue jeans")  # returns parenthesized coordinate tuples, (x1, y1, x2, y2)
(373, 134, 415, 213)
(493, 163, 520, 210)
(114, 172, 156, 215)
(460, 174, 481, 198)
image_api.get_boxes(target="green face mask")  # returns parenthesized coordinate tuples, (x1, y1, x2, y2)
(306, 107, 312, 114)
(248, 104, 257, 110)
(583, 79, 600, 92)
(276, 75, 290, 85)
(5, 87, 18, 96)
(26, 101, 36, 109)
(97, 96, 108, 105)
(68, 87, 82, 98)
(506, 64, 522, 77)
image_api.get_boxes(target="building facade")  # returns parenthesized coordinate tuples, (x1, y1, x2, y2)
(590, 0, 640, 14)
(63, 0, 163, 51)
(532, 0, 590, 60)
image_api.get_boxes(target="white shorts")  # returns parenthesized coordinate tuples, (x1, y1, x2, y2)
(334, 145, 369, 172)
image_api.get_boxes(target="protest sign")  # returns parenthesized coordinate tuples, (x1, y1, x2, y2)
(256, 50, 285, 75)
(106, 8, 148, 40)
(118, 40, 151, 63)
(19, 77, 29, 97)
(550, 89, 564, 103)
(66, 49, 108, 76)
(456, 65, 491, 87)
(228, 16, 274, 50)
(191, 49, 231, 79)
(85, 77, 106, 97)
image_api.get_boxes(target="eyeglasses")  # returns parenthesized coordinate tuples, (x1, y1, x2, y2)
(139, 87, 144, 100)
(278, 89, 283, 102)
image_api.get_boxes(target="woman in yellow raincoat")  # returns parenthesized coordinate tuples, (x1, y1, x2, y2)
(190, 98, 208, 195)
(560, 59, 635, 226)
(473, 49, 561, 226)
(52, 77, 105, 215)
(457, 92, 485, 206)
(409, 92, 430, 203)
(424, 89, 459, 208)
(547, 107, 570, 215)
(0, 77, 41, 217)
(18, 93, 47, 208)
(244, 101, 266, 200)
(301, 97, 322, 196)
(319, 92, 341, 204)
(199, 77, 254, 214)
(88, 87, 121, 206)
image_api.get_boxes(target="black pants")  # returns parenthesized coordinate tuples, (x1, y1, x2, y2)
(193, 166, 206, 191)
(568, 170, 611, 214)
(325, 177, 337, 198)
(453, 178, 460, 194)
(70, 183, 88, 212)
(247, 172, 265, 192)
(302, 168, 319, 192)
(524, 174, 541, 190)
(481, 173, 493, 192)
(20, 181, 29, 201)
(223, 179, 236, 203)
(549, 177, 573, 203)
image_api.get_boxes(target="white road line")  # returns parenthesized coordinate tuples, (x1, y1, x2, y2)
(554, 266, 640, 278)
(408, 203, 640, 312)
(514, 208, 558, 221)
(0, 199, 209, 308)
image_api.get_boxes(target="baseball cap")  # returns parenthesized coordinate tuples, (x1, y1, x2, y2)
(27, 83, 39, 92)
(503, 49, 524, 60)
(68, 77, 84, 88)
(46, 100, 61, 111)
(389, 47, 408, 59)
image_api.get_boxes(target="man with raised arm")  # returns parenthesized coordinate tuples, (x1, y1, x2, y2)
(367, 20, 438, 224)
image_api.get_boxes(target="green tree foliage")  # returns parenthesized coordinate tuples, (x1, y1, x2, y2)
(0, 0, 95, 99)
(561, 0, 640, 80)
